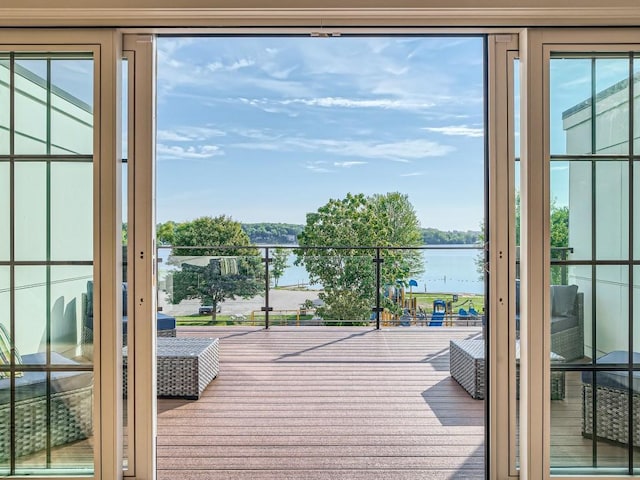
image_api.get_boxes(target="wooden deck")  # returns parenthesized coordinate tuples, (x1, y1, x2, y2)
(16, 326, 634, 475)
(157, 326, 486, 480)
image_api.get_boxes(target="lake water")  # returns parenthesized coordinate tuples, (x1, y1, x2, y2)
(276, 246, 484, 295)
(158, 245, 485, 295)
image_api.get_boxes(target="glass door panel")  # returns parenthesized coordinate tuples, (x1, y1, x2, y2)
(548, 49, 640, 476)
(0, 51, 94, 476)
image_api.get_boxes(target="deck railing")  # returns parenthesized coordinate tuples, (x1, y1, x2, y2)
(157, 244, 486, 329)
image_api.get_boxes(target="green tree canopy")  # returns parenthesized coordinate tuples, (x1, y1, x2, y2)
(270, 247, 289, 287)
(167, 216, 263, 320)
(295, 192, 424, 323)
(157, 220, 177, 246)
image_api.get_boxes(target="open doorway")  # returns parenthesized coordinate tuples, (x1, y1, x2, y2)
(153, 35, 487, 479)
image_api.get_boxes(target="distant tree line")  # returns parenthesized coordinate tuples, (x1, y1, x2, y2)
(238, 223, 479, 246)
(421, 228, 480, 245)
(154, 220, 480, 246)
(241, 223, 303, 244)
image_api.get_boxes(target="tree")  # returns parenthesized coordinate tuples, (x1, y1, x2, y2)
(550, 204, 569, 284)
(477, 192, 570, 284)
(157, 221, 177, 246)
(167, 216, 263, 320)
(270, 247, 289, 287)
(295, 192, 424, 323)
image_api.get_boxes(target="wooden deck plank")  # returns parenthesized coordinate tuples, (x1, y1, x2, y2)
(20, 325, 636, 477)
(158, 326, 486, 479)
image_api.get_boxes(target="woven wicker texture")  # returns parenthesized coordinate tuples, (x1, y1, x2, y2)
(0, 384, 93, 462)
(450, 339, 566, 400)
(582, 383, 640, 446)
(450, 340, 485, 399)
(124, 337, 219, 399)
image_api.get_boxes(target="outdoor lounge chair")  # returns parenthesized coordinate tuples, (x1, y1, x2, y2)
(0, 329, 93, 462)
(515, 280, 584, 361)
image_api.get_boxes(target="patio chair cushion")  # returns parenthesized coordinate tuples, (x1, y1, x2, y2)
(122, 312, 176, 336)
(0, 324, 23, 379)
(552, 284, 578, 317)
(581, 350, 640, 393)
(84, 281, 176, 335)
(0, 352, 92, 405)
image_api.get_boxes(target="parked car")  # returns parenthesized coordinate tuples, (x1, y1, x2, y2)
(199, 305, 221, 315)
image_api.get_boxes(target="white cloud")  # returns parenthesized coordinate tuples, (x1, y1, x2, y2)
(280, 97, 435, 111)
(233, 136, 454, 162)
(424, 125, 484, 138)
(207, 58, 255, 72)
(334, 161, 367, 168)
(157, 131, 193, 142)
(322, 139, 453, 161)
(400, 171, 425, 177)
(305, 161, 332, 173)
(157, 127, 226, 142)
(157, 144, 224, 160)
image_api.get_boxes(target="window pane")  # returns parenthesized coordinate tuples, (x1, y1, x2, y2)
(595, 265, 628, 359)
(14, 266, 46, 358)
(13, 59, 48, 155)
(0, 56, 8, 156)
(595, 161, 629, 260)
(580, 371, 630, 469)
(50, 266, 93, 364)
(14, 373, 93, 474)
(634, 266, 640, 354)
(14, 162, 47, 262)
(551, 58, 592, 156)
(634, 162, 640, 260)
(0, 268, 8, 328)
(595, 58, 629, 155)
(633, 55, 640, 154)
(0, 163, 8, 261)
(50, 162, 93, 261)
(50, 59, 93, 156)
(553, 160, 592, 262)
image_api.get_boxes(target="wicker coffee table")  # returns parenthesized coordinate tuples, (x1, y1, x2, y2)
(449, 339, 565, 400)
(123, 337, 219, 399)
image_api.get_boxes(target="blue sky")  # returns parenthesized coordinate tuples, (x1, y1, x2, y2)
(155, 36, 486, 231)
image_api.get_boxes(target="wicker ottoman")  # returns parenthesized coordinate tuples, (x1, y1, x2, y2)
(582, 351, 640, 446)
(123, 337, 219, 400)
(449, 339, 566, 400)
(450, 340, 486, 399)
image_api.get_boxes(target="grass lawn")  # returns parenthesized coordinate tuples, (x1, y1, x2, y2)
(176, 313, 315, 327)
(174, 291, 484, 327)
(412, 292, 485, 314)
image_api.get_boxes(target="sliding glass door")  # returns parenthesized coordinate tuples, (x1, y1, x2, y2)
(0, 30, 124, 479)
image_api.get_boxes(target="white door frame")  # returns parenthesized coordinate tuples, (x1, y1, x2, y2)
(126, 29, 514, 480)
(122, 33, 158, 480)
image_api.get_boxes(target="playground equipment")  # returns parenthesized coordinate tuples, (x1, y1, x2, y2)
(430, 299, 446, 326)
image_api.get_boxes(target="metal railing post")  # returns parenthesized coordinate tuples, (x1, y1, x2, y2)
(374, 247, 382, 330)
(262, 247, 273, 329)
